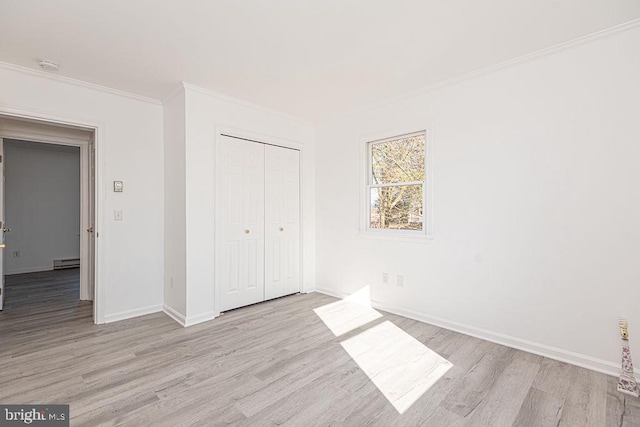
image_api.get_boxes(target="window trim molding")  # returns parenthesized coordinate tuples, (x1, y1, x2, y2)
(359, 125, 434, 241)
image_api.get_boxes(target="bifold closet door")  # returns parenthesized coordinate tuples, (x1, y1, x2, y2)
(264, 145, 300, 300)
(215, 135, 265, 312)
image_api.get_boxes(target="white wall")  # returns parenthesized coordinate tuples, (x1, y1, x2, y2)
(161, 83, 315, 326)
(0, 63, 164, 323)
(315, 27, 640, 375)
(4, 140, 80, 275)
(163, 89, 187, 317)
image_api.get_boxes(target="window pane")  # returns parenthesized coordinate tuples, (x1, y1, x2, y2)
(370, 185, 423, 230)
(371, 133, 425, 184)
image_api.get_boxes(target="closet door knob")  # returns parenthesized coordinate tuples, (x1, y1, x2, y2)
(279, 227, 284, 232)
(245, 229, 250, 234)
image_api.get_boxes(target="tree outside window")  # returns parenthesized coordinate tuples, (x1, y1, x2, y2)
(368, 132, 426, 232)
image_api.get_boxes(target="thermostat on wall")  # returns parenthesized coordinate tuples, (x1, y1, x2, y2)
(114, 181, 123, 192)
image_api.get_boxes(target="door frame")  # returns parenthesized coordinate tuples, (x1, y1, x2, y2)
(213, 125, 305, 316)
(0, 106, 102, 323)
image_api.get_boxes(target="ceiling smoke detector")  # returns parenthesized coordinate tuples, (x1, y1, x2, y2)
(37, 59, 59, 71)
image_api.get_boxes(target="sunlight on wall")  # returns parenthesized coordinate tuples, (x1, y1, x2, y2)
(314, 286, 452, 414)
(313, 286, 382, 336)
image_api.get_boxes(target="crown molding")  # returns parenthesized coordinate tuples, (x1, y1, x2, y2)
(162, 82, 186, 105)
(327, 18, 640, 125)
(0, 61, 162, 106)
(181, 82, 313, 127)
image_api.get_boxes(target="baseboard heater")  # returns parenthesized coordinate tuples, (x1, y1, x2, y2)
(53, 258, 80, 269)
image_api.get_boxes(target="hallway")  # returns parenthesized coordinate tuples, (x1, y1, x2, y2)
(0, 268, 91, 328)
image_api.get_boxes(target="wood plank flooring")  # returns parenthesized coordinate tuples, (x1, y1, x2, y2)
(1, 270, 639, 426)
(3, 268, 80, 309)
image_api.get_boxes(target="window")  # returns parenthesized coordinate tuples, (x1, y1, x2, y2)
(365, 131, 429, 237)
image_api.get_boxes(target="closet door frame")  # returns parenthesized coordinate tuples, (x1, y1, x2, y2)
(213, 126, 305, 316)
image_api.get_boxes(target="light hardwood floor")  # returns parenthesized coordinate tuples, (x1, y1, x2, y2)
(1, 270, 639, 426)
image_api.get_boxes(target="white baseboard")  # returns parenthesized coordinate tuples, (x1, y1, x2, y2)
(162, 305, 216, 327)
(314, 287, 348, 299)
(302, 282, 317, 293)
(315, 286, 621, 378)
(103, 304, 163, 323)
(185, 311, 217, 327)
(163, 304, 186, 326)
(5, 265, 53, 275)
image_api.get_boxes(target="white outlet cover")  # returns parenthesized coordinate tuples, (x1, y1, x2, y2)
(397, 275, 404, 287)
(382, 272, 389, 284)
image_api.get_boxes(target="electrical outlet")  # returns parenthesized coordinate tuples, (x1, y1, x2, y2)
(397, 275, 404, 287)
(114, 209, 123, 221)
(12, 250, 20, 258)
(382, 272, 389, 285)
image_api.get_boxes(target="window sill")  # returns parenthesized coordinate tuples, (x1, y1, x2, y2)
(358, 231, 434, 243)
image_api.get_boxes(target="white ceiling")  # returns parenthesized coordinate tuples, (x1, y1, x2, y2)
(1, 1, 639, 122)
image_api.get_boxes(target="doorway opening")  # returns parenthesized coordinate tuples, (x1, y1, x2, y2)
(0, 116, 96, 322)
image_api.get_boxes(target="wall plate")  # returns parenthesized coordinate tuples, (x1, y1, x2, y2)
(113, 181, 123, 192)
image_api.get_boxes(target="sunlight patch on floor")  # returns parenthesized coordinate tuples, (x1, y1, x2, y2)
(313, 287, 382, 336)
(341, 320, 452, 414)
(314, 287, 452, 414)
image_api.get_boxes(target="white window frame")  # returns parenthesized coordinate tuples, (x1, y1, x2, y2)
(361, 129, 433, 241)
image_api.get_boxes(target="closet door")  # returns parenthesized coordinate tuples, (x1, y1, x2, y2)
(264, 145, 300, 300)
(216, 135, 265, 312)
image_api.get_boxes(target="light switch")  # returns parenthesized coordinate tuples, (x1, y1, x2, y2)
(113, 181, 123, 192)
(114, 209, 123, 221)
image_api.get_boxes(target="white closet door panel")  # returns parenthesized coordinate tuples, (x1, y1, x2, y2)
(264, 145, 300, 300)
(216, 135, 265, 311)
